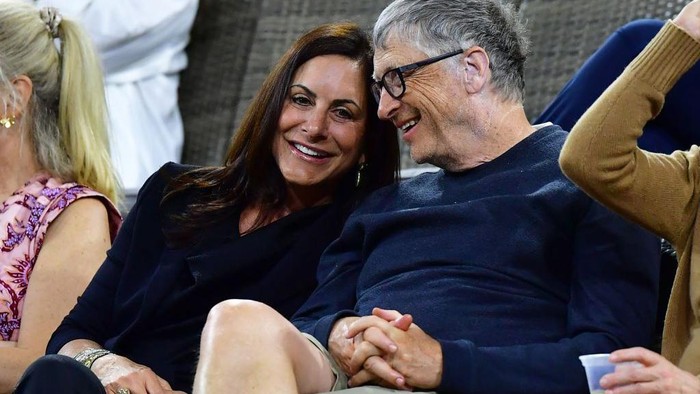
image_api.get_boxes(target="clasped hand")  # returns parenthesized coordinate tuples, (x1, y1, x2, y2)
(329, 307, 442, 391)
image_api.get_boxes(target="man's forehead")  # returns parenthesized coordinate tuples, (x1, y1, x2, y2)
(373, 40, 422, 78)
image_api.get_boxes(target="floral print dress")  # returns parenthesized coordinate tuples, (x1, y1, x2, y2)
(0, 173, 120, 341)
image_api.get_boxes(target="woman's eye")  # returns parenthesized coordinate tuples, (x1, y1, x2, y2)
(335, 108, 353, 120)
(292, 95, 312, 106)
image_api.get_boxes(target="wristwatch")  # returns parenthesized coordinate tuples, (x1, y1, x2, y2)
(74, 348, 112, 369)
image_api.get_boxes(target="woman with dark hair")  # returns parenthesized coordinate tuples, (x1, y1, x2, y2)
(14, 22, 399, 394)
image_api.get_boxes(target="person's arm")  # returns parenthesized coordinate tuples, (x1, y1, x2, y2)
(559, 19, 700, 247)
(46, 167, 177, 392)
(57, 339, 177, 393)
(0, 198, 110, 393)
(291, 207, 379, 380)
(291, 205, 372, 338)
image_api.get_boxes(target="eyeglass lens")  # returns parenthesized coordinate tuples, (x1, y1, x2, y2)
(372, 70, 404, 103)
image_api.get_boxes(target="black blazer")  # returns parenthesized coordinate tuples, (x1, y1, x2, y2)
(46, 162, 348, 392)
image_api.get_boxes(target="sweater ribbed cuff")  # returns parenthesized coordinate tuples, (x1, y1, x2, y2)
(629, 21, 700, 94)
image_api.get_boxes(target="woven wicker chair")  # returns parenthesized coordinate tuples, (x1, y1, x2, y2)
(178, 0, 263, 166)
(520, 0, 687, 121)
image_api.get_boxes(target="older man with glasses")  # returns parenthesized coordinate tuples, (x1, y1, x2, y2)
(191, 1, 660, 393)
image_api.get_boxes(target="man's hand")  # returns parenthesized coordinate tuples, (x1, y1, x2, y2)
(599, 347, 700, 393)
(674, 0, 700, 40)
(92, 353, 181, 394)
(328, 316, 361, 375)
(346, 308, 443, 390)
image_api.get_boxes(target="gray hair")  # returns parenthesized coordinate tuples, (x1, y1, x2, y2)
(373, 0, 529, 102)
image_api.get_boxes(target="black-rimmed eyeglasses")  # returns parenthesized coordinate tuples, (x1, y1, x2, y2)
(371, 48, 464, 103)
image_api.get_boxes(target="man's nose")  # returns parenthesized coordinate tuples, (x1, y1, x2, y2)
(377, 88, 400, 121)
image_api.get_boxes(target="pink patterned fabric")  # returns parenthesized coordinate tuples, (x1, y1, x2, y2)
(0, 173, 121, 341)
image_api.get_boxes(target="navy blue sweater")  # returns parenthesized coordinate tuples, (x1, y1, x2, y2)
(293, 125, 659, 394)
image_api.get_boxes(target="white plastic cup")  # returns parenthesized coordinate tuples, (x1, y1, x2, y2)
(578, 353, 643, 394)
(579, 354, 615, 394)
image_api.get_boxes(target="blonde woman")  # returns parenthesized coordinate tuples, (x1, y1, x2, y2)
(0, 1, 121, 391)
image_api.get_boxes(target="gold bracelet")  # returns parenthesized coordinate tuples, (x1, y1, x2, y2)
(74, 347, 112, 369)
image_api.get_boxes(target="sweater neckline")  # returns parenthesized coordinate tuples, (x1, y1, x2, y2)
(442, 124, 559, 178)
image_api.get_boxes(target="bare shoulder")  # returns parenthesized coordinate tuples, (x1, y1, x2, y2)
(45, 197, 110, 240)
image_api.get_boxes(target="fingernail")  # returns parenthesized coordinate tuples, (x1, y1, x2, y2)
(396, 377, 405, 386)
(389, 344, 397, 352)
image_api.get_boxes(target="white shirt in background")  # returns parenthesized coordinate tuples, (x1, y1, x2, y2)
(32, 0, 199, 193)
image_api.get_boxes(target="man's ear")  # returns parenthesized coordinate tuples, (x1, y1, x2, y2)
(10, 75, 33, 116)
(460, 46, 490, 94)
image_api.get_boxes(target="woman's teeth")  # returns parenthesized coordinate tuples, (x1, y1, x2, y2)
(294, 143, 327, 157)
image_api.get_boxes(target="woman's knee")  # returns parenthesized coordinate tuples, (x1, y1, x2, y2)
(202, 299, 292, 339)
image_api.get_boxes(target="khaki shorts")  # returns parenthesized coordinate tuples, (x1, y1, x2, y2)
(303, 333, 436, 394)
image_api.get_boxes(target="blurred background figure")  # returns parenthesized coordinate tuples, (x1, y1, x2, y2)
(31, 0, 198, 199)
(0, 1, 121, 391)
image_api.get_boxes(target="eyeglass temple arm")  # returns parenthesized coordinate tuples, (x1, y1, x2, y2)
(399, 49, 465, 73)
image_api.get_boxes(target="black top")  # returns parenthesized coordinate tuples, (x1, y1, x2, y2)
(47, 162, 349, 392)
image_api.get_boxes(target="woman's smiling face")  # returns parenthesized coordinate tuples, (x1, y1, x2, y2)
(273, 54, 368, 202)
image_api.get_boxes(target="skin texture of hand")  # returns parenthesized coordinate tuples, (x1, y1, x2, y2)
(344, 309, 413, 390)
(92, 353, 182, 394)
(329, 310, 413, 389)
(329, 316, 362, 375)
(674, 0, 700, 40)
(346, 308, 442, 390)
(599, 347, 700, 394)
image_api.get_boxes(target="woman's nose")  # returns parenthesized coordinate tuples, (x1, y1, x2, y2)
(302, 110, 328, 138)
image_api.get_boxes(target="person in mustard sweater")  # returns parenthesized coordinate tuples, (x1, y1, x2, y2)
(559, 1, 700, 392)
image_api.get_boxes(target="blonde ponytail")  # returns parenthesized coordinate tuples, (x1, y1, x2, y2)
(56, 18, 120, 205)
(0, 0, 120, 206)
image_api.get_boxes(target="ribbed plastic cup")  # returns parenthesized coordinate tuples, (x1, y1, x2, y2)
(579, 353, 643, 393)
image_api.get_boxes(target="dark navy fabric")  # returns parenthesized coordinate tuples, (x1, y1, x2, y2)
(536, 19, 700, 153)
(14, 355, 104, 394)
(293, 126, 659, 394)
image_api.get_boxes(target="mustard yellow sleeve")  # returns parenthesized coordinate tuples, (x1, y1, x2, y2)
(559, 21, 700, 245)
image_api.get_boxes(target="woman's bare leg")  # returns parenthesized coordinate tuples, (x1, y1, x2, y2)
(193, 300, 336, 394)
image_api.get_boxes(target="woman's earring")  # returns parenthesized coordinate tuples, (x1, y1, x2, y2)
(355, 162, 368, 187)
(0, 115, 16, 128)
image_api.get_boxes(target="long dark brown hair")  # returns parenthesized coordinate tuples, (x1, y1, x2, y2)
(164, 22, 400, 246)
